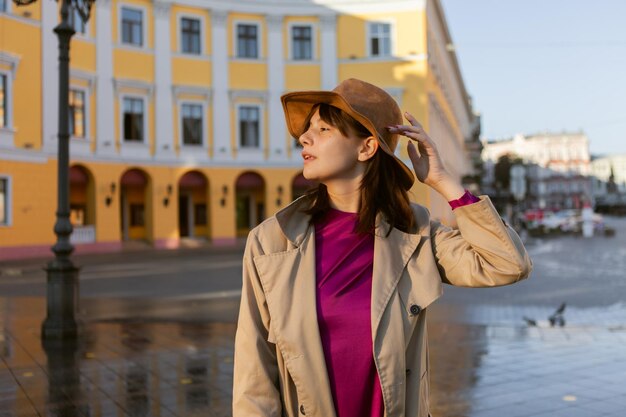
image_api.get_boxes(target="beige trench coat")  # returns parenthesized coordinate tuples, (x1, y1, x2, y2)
(233, 195, 532, 417)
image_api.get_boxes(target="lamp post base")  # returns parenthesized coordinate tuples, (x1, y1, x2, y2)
(41, 262, 81, 340)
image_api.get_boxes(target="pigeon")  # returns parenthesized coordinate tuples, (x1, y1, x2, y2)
(523, 316, 537, 326)
(548, 302, 566, 327)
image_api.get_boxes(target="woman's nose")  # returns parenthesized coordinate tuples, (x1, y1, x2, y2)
(299, 131, 312, 146)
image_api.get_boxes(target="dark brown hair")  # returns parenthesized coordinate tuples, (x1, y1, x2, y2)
(302, 103, 416, 235)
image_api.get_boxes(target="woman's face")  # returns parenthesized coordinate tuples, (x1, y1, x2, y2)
(298, 109, 366, 184)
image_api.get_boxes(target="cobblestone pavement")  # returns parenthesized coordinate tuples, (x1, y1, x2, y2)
(2, 297, 626, 417)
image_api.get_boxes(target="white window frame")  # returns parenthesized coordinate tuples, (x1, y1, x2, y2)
(69, 69, 96, 155)
(287, 22, 317, 62)
(118, 3, 148, 49)
(178, 100, 207, 148)
(120, 94, 148, 144)
(178, 13, 205, 56)
(0, 69, 11, 130)
(235, 102, 264, 161)
(0, 67, 15, 149)
(366, 20, 395, 58)
(119, 94, 150, 161)
(69, 86, 90, 141)
(0, 175, 12, 227)
(233, 20, 262, 61)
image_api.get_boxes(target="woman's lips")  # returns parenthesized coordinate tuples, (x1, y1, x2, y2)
(302, 152, 315, 163)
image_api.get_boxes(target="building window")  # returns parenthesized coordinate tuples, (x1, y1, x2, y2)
(69, 90, 86, 138)
(181, 17, 201, 54)
(121, 7, 143, 46)
(0, 74, 7, 128)
(194, 203, 207, 226)
(130, 204, 145, 226)
(181, 103, 203, 146)
(369, 22, 391, 57)
(0, 178, 8, 225)
(239, 106, 260, 148)
(237, 23, 258, 59)
(123, 97, 144, 142)
(69, 7, 87, 34)
(291, 25, 312, 60)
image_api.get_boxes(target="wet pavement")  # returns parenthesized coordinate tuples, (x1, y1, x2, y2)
(2, 216, 626, 417)
(1, 296, 626, 417)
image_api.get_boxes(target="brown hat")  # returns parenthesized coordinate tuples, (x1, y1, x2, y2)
(281, 78, 415, 190)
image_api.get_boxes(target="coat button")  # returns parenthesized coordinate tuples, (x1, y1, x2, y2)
(406, 368, 411, 376)
(300, 404, 306, 415)
(410, 304, 422, 315)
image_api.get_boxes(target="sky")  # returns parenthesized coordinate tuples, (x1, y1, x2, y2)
(440, 0, 626, 156)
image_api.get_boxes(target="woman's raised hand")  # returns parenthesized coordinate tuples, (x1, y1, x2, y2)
(387, 112, 448, 187)
(387, 112, 465, 200)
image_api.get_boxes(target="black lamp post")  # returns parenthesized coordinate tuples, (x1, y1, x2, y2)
(13, 0, 95, 340)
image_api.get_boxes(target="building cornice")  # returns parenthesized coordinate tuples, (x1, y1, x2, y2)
(172, 85, 213, 100)
(178, 0, 423, 15)
(113, 78, 155, 97)
(229, 89, 269, 101)
(0, 51, 20, 75)
(70, 69, 97, 89)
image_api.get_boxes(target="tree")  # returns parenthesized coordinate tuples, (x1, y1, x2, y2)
(494, 154, 524, 191)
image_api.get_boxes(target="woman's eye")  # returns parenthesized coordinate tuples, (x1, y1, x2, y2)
(320, 127, 329, 132)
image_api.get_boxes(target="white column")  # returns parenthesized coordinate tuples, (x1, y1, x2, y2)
(41, 0, 58, 153)
(211, 10, 231, 161)
(266, 14, 286, 162)
(153, 1, 175, 159)
(320, 14, 338, 90)
(95, 0, 116, 156)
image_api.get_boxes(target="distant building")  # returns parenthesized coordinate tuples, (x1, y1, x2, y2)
(481, 132, 592, 210)
(591, 154, 626, 210)
(591, 154, 626, 194)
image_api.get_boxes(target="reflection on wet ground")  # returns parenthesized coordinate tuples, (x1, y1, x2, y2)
(1, 297, 626, 417)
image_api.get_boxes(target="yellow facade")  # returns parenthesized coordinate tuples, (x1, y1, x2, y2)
(0, 0, 476, 260)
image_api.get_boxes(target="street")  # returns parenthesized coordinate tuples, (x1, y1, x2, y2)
(2, 216, 625, 315)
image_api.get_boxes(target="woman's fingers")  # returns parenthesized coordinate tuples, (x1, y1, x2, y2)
(388, 126, 434, 153)
(404, 111, 423, 129)
(388, 115, 439, 152)
(387, 125, 425, 139)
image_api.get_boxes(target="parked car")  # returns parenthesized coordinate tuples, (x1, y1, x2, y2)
(537, 209, 604, 234)
(540, 210, 576, 232)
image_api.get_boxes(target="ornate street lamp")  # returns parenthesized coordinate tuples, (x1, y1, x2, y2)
(13, 0, 95, 340)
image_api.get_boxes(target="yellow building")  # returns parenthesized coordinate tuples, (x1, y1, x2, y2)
(0, 0, 478, 260)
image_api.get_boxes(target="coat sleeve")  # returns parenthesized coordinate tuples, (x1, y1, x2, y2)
(232, 231, 282, 417)
(430, 196, 533, 287)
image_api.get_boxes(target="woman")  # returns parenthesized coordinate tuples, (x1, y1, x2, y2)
(233, 78, 532, 417)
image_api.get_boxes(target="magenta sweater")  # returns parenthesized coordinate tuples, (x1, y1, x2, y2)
(315, 208, 384, 417)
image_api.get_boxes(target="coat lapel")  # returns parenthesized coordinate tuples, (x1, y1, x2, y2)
(371, 220, 426, 338)
(253, 199, 337, 417)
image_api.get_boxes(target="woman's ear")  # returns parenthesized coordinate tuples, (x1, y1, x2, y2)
(358, 136, 379, 162)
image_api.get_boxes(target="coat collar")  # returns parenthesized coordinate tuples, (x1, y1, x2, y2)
(274, 195, 315, 247)
(274, 194, 425, 248)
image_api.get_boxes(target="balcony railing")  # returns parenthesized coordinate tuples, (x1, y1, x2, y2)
(70, 225, 96, 244)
